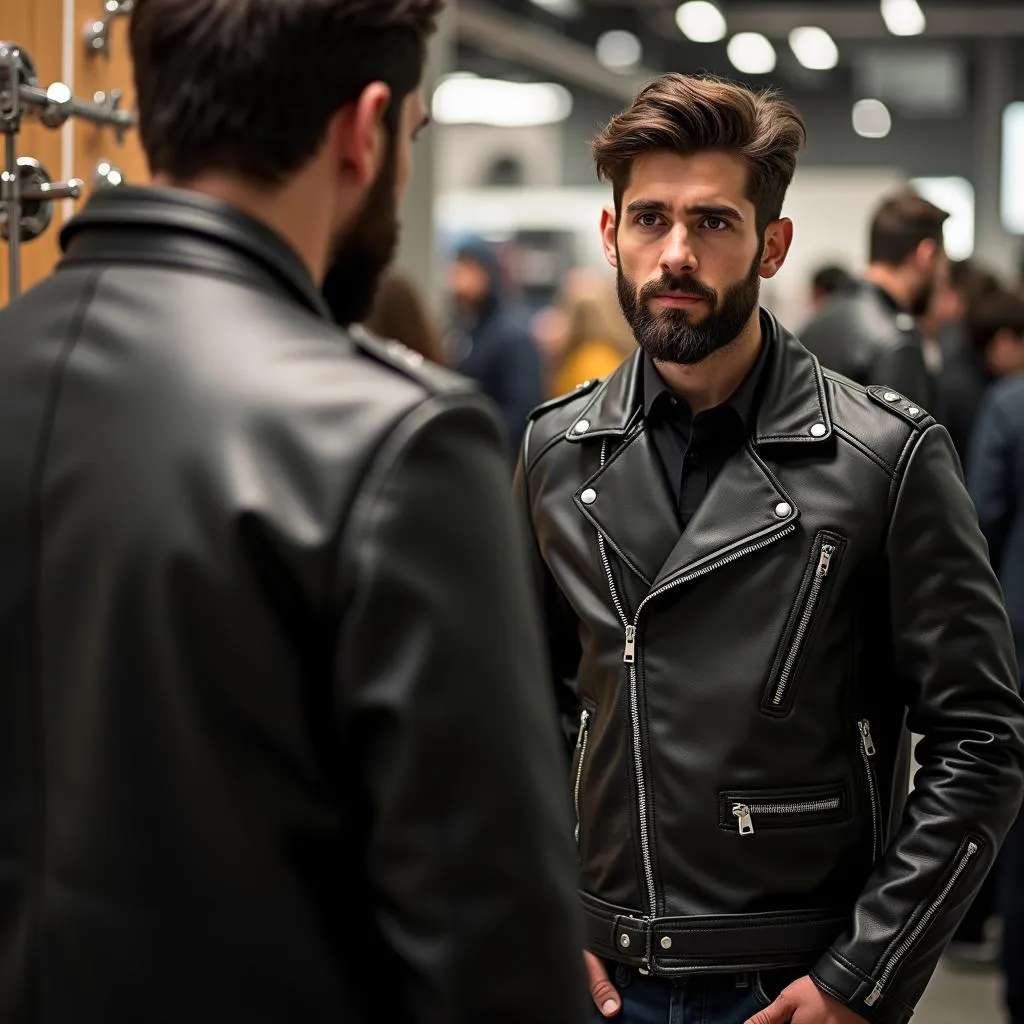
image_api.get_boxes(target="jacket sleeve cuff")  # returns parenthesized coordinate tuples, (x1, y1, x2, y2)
(811, 949, 914, 1024)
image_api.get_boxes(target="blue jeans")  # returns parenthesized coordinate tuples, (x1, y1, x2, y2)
(590, 963, 789, 1024)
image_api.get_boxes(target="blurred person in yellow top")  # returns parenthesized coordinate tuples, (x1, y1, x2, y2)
(537, 269, 637, 397)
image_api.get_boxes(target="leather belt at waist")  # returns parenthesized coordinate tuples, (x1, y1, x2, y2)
(581, 891, 848, 976)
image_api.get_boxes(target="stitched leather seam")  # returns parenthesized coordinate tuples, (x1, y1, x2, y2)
(833, 427, 895, 478)
(887, 428, 924, 518)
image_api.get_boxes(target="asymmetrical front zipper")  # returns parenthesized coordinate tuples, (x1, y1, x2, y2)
(594, 439, 796, 923)
(726, 789, 847, 836)
(865, 838, 981, 1008)
(859, 720, 880, 861)
(573, 708, 591, 844)
(769, 533, 844, 709)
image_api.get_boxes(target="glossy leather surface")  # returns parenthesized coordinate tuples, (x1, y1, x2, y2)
(518, 312, 1024, 1024)
(0, 188, 586, 1023)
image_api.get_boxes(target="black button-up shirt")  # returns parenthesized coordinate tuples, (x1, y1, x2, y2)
(643, 338, 771, 529)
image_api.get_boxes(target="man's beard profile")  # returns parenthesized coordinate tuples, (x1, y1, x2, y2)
(617, 245, 763, 365)
(321, 144, 399, 327)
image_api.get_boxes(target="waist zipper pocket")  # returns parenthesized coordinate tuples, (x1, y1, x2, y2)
(865, 836, 982, 1008)
(858, 720, 881, 861)
(721, 784, 850, 837)
(573, 706, 593, 844)
(763, 532, 846, 714)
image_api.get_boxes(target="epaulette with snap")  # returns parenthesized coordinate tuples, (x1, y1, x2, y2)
(866, 386, 933, 429)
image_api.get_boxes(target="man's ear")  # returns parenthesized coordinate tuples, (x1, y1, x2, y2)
(759, 218, 794, 280)
(914, 238, 939, 273)
(324, 81, 392, 187)
(601, 206, 619, 269)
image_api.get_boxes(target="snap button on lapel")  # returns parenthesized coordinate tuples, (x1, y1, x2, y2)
(620, 933, 631, 948)
(581, 488, 597, 505)
(660, 936, 673, 950)
(810, 423, 827, 437)
(574, 419, 591, 435)
(774, 502, 792, 519)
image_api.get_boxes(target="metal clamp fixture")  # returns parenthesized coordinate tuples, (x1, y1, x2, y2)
(84, 0, 135, 59)
(0, 40, 136, 300)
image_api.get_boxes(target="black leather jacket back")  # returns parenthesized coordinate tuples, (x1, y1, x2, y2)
(0, 188, 586, 1024)
(800, 281, 934, 408)
(517, 314, 1024, 1024)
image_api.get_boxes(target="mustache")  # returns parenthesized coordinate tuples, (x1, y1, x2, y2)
(637, 274, 717, 305)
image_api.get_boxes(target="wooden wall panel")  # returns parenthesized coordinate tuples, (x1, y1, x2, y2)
(0, 0, 146, 303)
(0, 0, 67, 304)
(73, 0, 148, 197)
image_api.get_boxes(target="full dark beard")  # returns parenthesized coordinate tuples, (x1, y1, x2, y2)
(320, 145, 399, 327)
(617, 249, 762, 366)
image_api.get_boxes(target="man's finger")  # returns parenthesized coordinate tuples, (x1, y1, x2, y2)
(583, 950, 621, 1017)
(745, 994, 794, 1024)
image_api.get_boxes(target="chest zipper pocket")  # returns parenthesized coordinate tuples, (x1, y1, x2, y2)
(573, 703, 595, 845)
(858, 720, 881, 862)
(763, 531, 847, 715)
(721, 784, 850, 836)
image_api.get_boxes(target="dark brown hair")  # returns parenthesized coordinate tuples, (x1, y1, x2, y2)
(967, 288, 1024, 355)
(869, 191, 949, 266)
(130, 0, 443, 183)
(591, 73, 806, 233)
(362, 272, 447, 365)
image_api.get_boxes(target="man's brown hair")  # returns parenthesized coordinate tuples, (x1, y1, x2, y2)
(968, 288, 1024, 355)
(869, 191, 949, 266)
(591, 73, 806, 233)
(130, 0, 443, 184)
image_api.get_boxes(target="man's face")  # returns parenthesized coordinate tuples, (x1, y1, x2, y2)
(602, 150, 791, 365)
(448, 257, 491, 307)
(910, 247, 949, 319)
(323, 91, 428, 326)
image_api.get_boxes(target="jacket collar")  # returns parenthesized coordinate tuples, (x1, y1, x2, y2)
(59, 186, 333, 321)
(564, 308, 833, 447)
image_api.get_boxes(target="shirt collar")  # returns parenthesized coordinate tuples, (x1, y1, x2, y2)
(642, 327, 772, 432)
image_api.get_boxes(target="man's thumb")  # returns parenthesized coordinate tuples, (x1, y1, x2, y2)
(745, 994, 793, 1024)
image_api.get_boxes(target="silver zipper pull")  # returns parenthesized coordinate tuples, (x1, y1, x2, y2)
(817, 543, 836, 576)
(575, 709, 590, 749)
(866, 983, 883, 1007)
(733, 803, 754, 835)
(859, 720, 876, 757)
(623, 625, 637, 663)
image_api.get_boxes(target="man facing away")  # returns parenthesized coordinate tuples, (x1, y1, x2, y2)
(516, 73, 1024, 1024)
(800, 191, 948, 409)
(0, 1, 586, 1021)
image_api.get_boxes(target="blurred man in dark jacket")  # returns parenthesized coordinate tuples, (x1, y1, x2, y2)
(968, 375, 1024, 1023)
(940, 287, 1024, 465)
(448, 239, 544, 452)
(801, 191, 948, 408)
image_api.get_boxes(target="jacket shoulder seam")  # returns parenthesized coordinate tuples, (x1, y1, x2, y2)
(886, 423, 934, 520)
(833, 426, 896, 479)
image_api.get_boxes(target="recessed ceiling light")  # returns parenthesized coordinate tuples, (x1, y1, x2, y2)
(852, 98, 892, 138)
(788, 26, 839, 71)
(727, 32, 777, 75)
(675, 1, 727, 44)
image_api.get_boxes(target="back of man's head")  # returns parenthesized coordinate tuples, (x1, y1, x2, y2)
(129, 0, 442, 185)
(968, 288, 1024, 356)
(869, 191, 949, 267)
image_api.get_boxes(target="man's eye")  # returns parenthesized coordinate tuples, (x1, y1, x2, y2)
(703, 216, 728, 231)
(637, 213, 661, 228)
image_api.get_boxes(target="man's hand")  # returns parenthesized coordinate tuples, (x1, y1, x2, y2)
(584, 950, 621, 1017)
(746, 976, 869, 1024)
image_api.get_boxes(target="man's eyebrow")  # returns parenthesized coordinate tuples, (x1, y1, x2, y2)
(688, 203, 744, 221)
(625, 199, 671, 214)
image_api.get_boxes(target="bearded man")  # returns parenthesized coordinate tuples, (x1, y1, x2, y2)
(0, 2, 586, 1021)
(516, 73, 1024, 1024)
